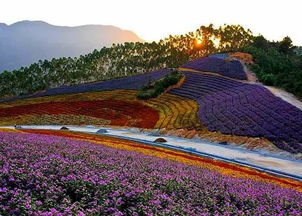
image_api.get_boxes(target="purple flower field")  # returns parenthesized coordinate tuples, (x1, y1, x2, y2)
(0, 69, 171, 103)
(169, 72, 302, 153)
(181, 57, 247, 80)
(0, 131, 301, 215)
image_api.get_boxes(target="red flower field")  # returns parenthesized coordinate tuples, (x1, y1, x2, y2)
(0, 100, 159, 128)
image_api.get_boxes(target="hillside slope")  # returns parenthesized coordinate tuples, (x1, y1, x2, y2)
(0, 20, 143, 72)
(1, 56, 301, 155)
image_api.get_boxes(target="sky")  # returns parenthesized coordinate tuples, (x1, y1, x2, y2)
(1, 0, 301, 45)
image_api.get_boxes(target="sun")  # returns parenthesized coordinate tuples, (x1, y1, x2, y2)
(196, 39, 202, 45)
(195, 38, 203, 48)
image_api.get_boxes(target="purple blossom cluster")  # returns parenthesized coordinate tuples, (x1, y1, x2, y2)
(1, 69, 171, 103)
(1, 131, 301, 215)
(169, 72, 302, 153)
(181, 57, 247, 80)
(209, 53, 230, 59)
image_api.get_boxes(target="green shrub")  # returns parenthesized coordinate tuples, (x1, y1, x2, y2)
(137, 70, 183, 100)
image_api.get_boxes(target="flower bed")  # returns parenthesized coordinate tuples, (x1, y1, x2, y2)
(0, 114, 110, 126)
(169, 72, 302, 153)
(181, 57, 247, 80)
(0, 99, 159, 128)
(0, 90, 202, 131)
(209, 53, 230, 59)
(23, 129, 302, 190)
(0, 131, 301, 215)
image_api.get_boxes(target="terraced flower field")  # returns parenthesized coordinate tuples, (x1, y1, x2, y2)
(1, 75, 300, 153)
(0, 90, 202, 130)
(169, 71, 302, 153)
(0, 129, 301, 215)
(1, 56, 302, 154)
(181, 57, 247, 80)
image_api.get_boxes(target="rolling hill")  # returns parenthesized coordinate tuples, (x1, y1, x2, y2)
(1, 54, 301, 156)
(0, 20, 143, 72)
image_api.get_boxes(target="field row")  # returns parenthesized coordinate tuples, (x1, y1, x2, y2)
(181, 57, 247, 80)
(210, 52, 254, 64)
(0, 99, 159, 128)
(0, 69, 171, 103)
(0, 114, 110, 125)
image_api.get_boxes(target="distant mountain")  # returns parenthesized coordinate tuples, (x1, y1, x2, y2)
(0, 20, 144, 72)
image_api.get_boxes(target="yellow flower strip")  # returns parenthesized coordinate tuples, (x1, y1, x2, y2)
(0, 114, 110, 126)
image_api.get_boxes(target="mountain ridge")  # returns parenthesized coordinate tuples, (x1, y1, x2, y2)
(0, 20, 144, 72)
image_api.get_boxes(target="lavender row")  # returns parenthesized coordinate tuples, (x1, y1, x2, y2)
(209, 53, 230, 59)
(169, 72, 302, 153)
(181, 57, 247, 80)
(0, 69, 171, 103)
(1, 131, 301, 215)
